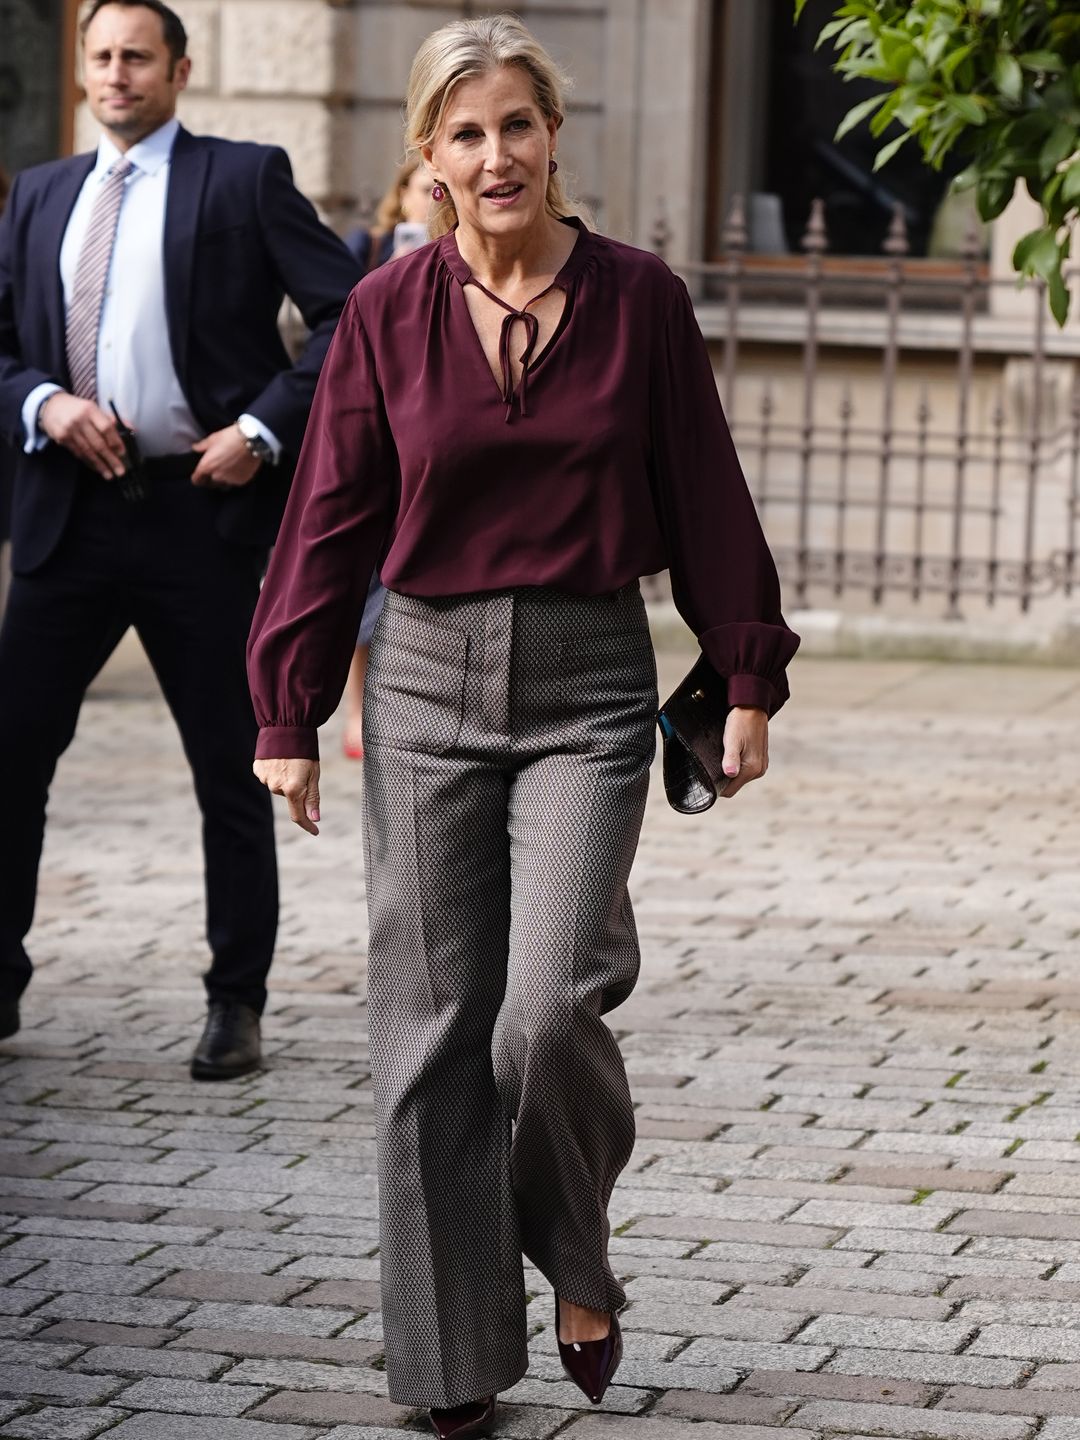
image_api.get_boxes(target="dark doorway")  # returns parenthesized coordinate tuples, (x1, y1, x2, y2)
(765, 0, 953, 256)
(1, 0, 75, 175)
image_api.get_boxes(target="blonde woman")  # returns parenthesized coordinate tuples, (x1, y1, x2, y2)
(347, 156, 433, 274)
(248, 15, 798, 1438)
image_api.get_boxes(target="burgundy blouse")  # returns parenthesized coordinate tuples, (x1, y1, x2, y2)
(248, 218, 800, 760)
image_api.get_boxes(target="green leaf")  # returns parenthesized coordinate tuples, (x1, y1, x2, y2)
(1013, 226, 1060, 280)
(815, 16, 855, 49)
(891, 94, 924, 130)
(880, 33, 916, 75)
(1048, 268, 1070, 327)
(1018, 51, 1067, 73)
(947, 93, 988, 125)
(1048, 15, 1080, 42)
(994, 52, 1023, 102)
(924, 29, 952, 70)
(835, 91, 890, 141)
(1044, 170, 1067, 207)
(873, 131, 911, 170)
(1040, 121, 1077, 178)
(976, 172, 1015, 221)
(941, 41, 978, 83)
(1010, 110, 1057, 148)
(925, 116, 966, 167)
(1063, 162, 1080, 204)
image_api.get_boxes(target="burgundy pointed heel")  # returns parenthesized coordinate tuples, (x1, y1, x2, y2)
(428, 1395, 495, 1439)
(554, 1296, 623, 1405)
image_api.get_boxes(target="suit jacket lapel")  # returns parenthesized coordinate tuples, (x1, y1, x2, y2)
(163, 126, 208, 390)
(43, 154, 96, 382)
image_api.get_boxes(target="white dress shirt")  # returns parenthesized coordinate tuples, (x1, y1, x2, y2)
(23, 118, 279, 460)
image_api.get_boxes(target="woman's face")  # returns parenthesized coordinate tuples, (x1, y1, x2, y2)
(424, 65, 557, 244)
(400, 165, 432, 226)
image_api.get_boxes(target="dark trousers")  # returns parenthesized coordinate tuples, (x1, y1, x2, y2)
(0, 463, 278, 1012)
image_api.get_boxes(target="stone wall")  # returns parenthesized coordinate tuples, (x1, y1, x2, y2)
(75, 0, 356, 215)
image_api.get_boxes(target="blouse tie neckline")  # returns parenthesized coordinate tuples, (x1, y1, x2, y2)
(465, 276, 556, 423)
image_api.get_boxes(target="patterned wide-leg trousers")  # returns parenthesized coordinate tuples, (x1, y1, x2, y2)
(361, 584, 657, 1407)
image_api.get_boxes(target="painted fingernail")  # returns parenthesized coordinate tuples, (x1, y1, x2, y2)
(311, 809, 321, 822)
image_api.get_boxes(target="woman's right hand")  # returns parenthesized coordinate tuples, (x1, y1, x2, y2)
(253, 758, 322, 836)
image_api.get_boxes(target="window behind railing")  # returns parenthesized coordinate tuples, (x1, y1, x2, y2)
(659, 196, 1080, 619)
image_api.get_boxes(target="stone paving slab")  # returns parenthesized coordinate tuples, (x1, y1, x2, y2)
(4, 646, 1080, 1436)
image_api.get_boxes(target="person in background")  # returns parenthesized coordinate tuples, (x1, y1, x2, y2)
(0, 0, 359, 1073)
(340, 155, 432, 759)
(346, 155, 432, 272)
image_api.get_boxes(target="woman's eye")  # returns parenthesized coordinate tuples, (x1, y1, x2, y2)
(453, 129, 479, 142)
(508, 119, 530, 131)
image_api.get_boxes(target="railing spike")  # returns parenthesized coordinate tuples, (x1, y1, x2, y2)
(801, 197, 827, 255)
(962, 213, 983, 263)
(650, 197, 672, 261)
(883, 202, 910, 257)
(723, 193, 749, 253)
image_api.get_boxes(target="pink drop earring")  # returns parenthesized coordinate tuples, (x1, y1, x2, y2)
(431, 182, 446, 202)
(548, 158, 558, 175)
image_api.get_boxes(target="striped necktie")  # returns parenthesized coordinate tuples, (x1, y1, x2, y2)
(65, 157, 134, 401)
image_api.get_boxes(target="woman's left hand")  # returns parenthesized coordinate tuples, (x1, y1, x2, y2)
(720, 706, 769, 798)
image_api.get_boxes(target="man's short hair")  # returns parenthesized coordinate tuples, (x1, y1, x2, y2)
(80, 0, 188, 65)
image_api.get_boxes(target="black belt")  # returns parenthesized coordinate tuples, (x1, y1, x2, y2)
(143, 453, 198, 481)
(81, 453, 197, 483)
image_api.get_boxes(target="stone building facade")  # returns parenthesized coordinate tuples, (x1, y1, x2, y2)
(61, 0, 706, 255)
(6, 0, 1080, 632)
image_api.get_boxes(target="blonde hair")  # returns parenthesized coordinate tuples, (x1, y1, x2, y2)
(371, 155, 424, 239)
(405, 14, 575, 239)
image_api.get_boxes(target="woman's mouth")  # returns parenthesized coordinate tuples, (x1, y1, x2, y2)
(482, 183, 524, 207)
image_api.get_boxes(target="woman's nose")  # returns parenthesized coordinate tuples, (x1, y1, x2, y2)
(484, 136, 510, 171)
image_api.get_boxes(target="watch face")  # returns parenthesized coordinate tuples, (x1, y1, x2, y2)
(243, 430, 272, 462)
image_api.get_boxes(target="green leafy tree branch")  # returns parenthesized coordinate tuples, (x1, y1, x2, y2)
(794, 0, 1080, 323)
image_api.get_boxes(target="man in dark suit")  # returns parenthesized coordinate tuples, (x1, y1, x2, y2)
(0, 0, 360, 1075)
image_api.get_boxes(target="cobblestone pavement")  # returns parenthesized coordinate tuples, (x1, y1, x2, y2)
(3, 638, 1080, 1439)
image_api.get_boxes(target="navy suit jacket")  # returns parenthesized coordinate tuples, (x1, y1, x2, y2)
(0, 126, 361, 573)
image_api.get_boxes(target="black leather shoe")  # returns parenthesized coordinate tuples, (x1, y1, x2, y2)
(429, 1397, 495, 1439)
(555, 1297, 622, 1405)
(190, 1001, 261, 1080)
(0, 1002, 19, 1041)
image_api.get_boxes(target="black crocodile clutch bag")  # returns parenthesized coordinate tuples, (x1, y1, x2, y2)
(656, 656, 731, 814)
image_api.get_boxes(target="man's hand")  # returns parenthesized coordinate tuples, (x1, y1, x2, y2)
(192, 424, 261, 488)
(39, 393, 128, 479)
(253, 758, 321, 836)
(720, 706, 769, 799)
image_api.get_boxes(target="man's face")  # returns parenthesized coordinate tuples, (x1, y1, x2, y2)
(82, 4, 190, 147)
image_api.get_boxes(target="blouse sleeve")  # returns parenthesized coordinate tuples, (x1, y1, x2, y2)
(247, 291, 397, 760)
(649, 276, 800, 716)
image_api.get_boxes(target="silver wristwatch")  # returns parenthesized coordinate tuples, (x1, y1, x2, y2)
(236, 415, 275, 465)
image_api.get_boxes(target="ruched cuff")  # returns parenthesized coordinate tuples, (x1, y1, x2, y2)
(727, 673, 780, 714)
(699, 621, 801, 719)
(255, 725, 320, 762)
